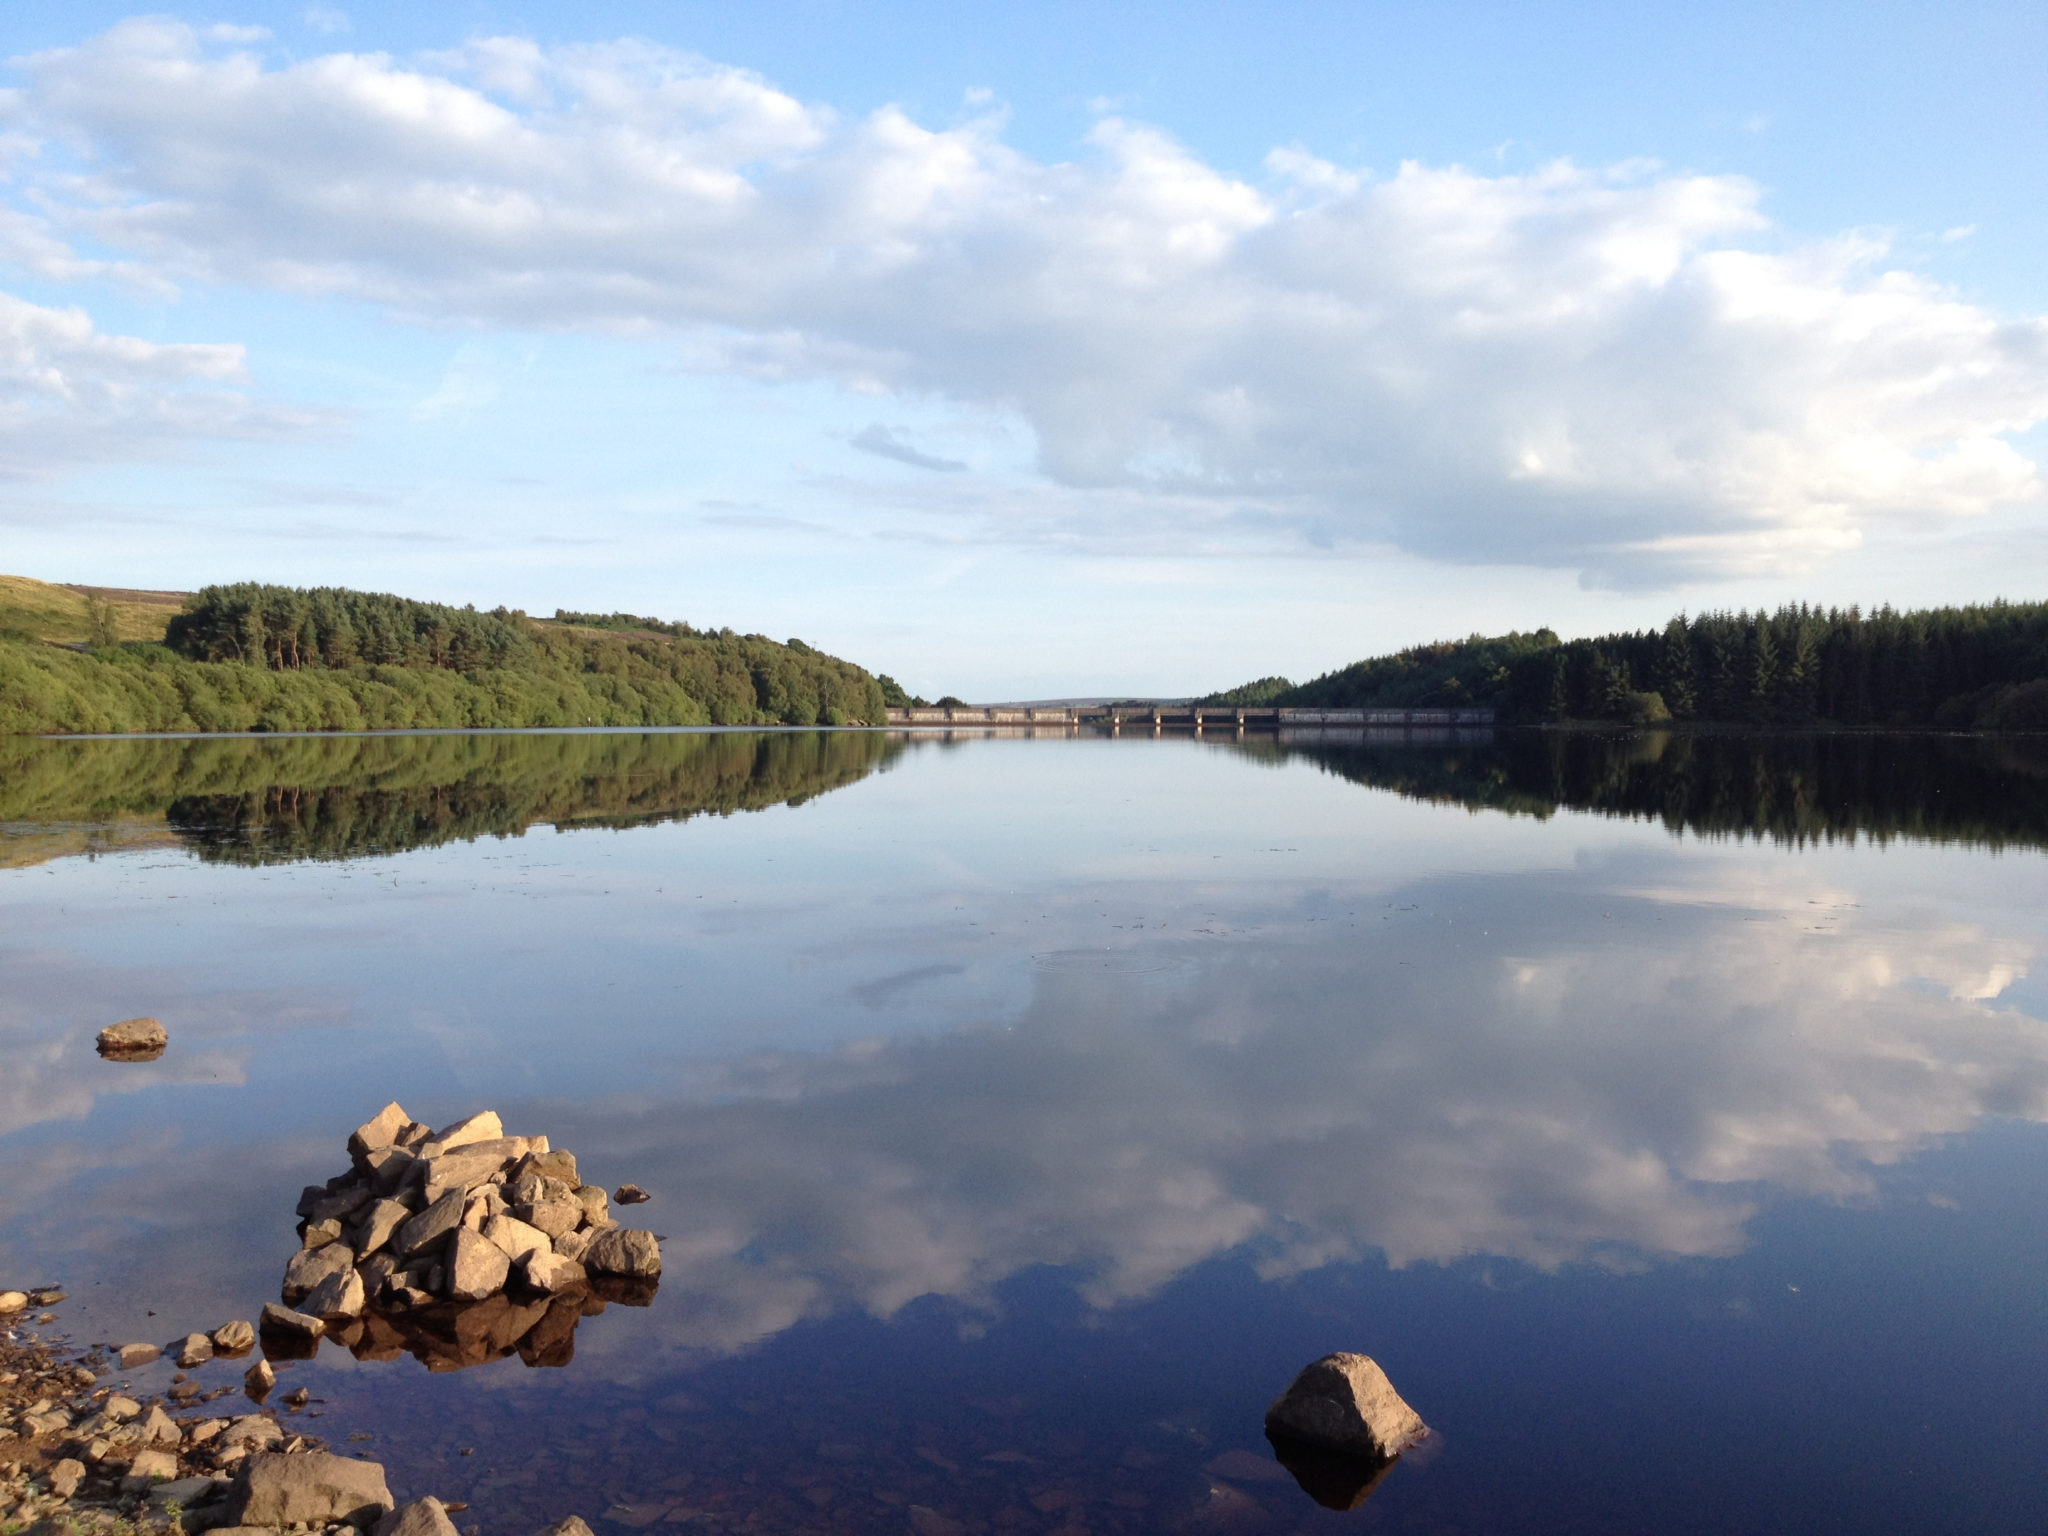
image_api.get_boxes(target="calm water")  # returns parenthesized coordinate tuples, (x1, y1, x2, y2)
(3, 728, 2047, 1534)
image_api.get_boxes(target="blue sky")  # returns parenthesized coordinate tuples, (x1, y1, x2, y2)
(2, 2, 2044, 698)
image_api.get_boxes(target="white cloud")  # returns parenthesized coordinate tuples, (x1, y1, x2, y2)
(7, 22, 2047, 582)
(0, 289, 325, 477)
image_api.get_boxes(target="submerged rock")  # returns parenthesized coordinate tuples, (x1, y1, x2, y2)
(175, 1331, 215, 1368)
(96, 1016, 167, 1060)
(613, 1183, 651, 1205)
(1264, 1352, 1428, 1462)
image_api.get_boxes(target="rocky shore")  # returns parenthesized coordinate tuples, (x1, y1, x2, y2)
(1, 1103, 664, 1536)
(2, 1284, 583, 1536)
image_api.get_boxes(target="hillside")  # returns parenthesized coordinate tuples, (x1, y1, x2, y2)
(0, 576, 187, 646)
(0, 576, 889, 735)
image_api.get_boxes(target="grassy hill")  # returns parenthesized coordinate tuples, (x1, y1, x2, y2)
(0, 576, 187, 646)
(0, 576, 889, 736)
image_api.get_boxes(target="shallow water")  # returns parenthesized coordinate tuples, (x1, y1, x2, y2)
(3, 727, 2046, 1533)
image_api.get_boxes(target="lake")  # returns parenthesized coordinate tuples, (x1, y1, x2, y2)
(3, 726, 2046, 1534)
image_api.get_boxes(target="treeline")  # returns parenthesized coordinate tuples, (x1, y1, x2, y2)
(0, 729, 905, 865)
(1203, 601, 2048, 728)
(1237, 731, 2048, 852)
(3, 582, 889, 735)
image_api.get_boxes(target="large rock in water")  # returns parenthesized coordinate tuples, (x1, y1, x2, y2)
(283, 1242, 356, 1302)
(583, 1227, 661, 1278)
(1264, 1353, 1428, 1461)
(96, 1017, 167, 1060)
(232, 1451, 393, 1528)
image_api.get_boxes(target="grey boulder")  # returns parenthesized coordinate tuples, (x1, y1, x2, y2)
(447, 1227, 511, 1302)
(282, 1241, 355, 1302)
(232, 1451, 393, 1528)
(583, 1227, 661, 1278)
(1264, 1352, 1428, 1461)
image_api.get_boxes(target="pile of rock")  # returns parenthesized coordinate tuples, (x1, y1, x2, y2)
(263, 1105, 661, 1366)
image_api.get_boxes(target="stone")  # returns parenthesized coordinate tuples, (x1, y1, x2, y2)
(219, 1416, 285, 1450)
(393, 1190, 466, 1260)
(613, 1184, 651, 1206)
(515, 1149, 578, 1187)
(420, 1150, 510, 1206)
(124, 1447, 181, 1489)
(212, 1319, 256, 1355)
(283, 1242, 356, 1302)
(49, 1459, 86, 1497)
(354, 1199, 412, 1258)
(303, 1218, 346, 1249)
(176, 1332, 216, 1368)
(539, 1520, 596, 1536)
(348, 1103, 413, 1163)
(357, 1252, 400, 1296)
(582, 1228, 661, 1279)
(447, 1228, 510, 1302)
(147, 1473, 230, 1508)
(232, 1450, 393, 1528)
(304, 1266, 367, 1323)
(96, 1016, 168, 1060)
(520, 1252, 587, 1295)
(418, 1111, 503, 1159)
(364, 1146, 418, 1194)
(103, 1395, 143, 1421)
(243, 1360, 274, 1400)
(259, 1302, 325, 1342)
(1263, 1353, 1428, 1462)
(573, 1185, 611, 1225)
(374, 1496, 461, 1536)
(0, 1291, 27, 1312)
(482, 1214, 552, 1266)
(117, 1341, 161, 1369)
(516, 1200, 583, 1240)
(141, 1405, 181, 1446)
(552, 1229, 591, 1262)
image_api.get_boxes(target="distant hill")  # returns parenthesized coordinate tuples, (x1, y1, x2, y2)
(0, 576, 889, 735)
(1202, 602, 2048, 730)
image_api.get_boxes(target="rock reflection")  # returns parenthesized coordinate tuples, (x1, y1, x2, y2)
(1263, 1432, 1396, 1511)
(334, 1287, 651, 1373)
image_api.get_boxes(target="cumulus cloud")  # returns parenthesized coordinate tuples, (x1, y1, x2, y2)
(7, 21, 2048, 579)
(0, 288, 325, 477)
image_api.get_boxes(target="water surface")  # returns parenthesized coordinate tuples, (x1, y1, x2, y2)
(3, 728, 2045, 1533)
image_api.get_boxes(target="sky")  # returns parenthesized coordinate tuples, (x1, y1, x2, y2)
(2, 2, 2045, 699)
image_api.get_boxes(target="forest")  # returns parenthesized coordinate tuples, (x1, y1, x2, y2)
(1203, 601, 2048, 728)
(1, 580, 889, 735)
